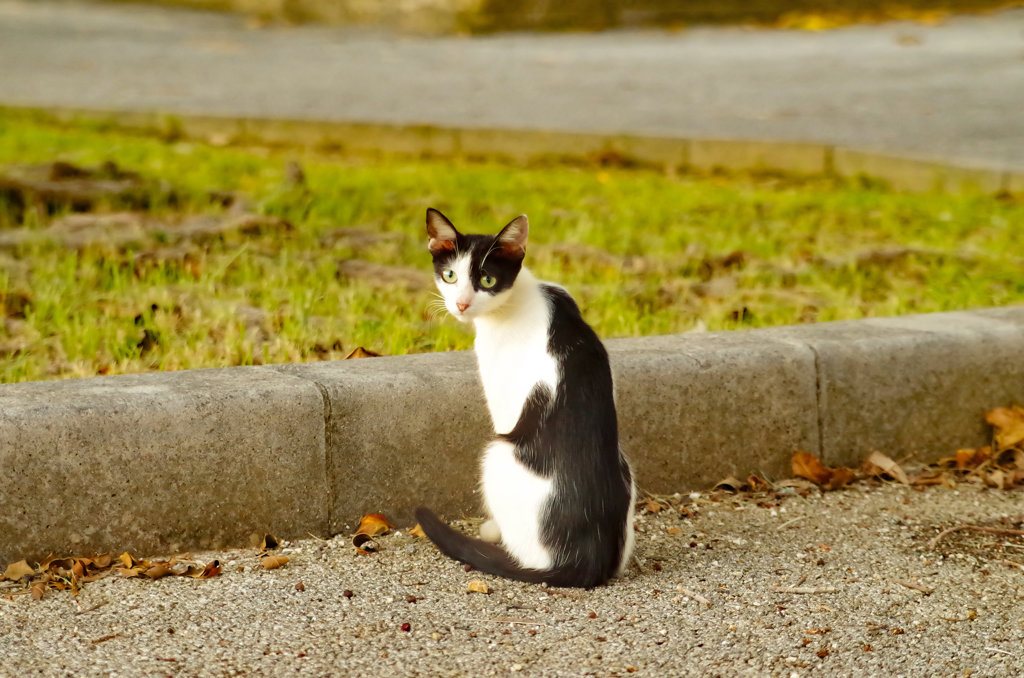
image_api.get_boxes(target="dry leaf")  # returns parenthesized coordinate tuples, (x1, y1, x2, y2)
(986, 407, 1024, 450)
(955, 447, 990, 470)
(793, 451, 856, 490)
(352, 533, 379, 555)
(467, 580, 491, 594)
(344, 346, 381, 359)
(144, 563, 173, 580)
(409, 523, 426, 538)
(30, 579, 46, 601)
(792, 451, 832, 486)
(260, 555, 290, 570)
(189, 560, 222, 579)
(713, 476, 745, 492)
(260, 534, 279, 552)
(355, 513, 395, 537)
(3, 559, 35, 581)
(643, 499, 663, 514)
(864, 451, 910, 485)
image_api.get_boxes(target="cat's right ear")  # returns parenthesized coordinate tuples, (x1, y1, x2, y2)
(426, 208, 459, 254)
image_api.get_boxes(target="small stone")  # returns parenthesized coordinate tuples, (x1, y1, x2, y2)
(342, 589, 354, 598)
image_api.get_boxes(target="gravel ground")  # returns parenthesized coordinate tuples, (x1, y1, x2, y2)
(3, 482, 1024, 676)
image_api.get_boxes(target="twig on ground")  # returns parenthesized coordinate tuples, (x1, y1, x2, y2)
(467, 617, 546, 625)
(776, 517, 805, 531)
(772, 586, 837, 594)
(677, 586, 712, 607)
(74, 600, 110, 616)
(928, 524, 1024, 550)
(1000, 559, 1024, 571)
(897, 579, 934, 595)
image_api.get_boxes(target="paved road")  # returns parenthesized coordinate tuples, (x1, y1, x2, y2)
(1, 0, 1023, 170)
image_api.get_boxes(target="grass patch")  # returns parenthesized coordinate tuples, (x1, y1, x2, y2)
(0, 108, 1022, 384)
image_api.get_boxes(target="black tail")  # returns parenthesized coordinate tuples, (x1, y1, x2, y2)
(415, 508, 600, 588)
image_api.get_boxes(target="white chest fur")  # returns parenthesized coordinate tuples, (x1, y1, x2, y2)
(472, 270, 558, 435)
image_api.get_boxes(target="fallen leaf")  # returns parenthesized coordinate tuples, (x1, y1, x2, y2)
(30, 579, 46, 601)
(356, 513, 395, 537)
(863, 451, 910, 485)
(467, 580, 491, 594)
(986, 407, 1024, 450)
(643, 499, 663, 513)
(792, 451, 832, 486)
(344, 346, 381, 360)
(189, 560, 221, 579)
(3, 559, 35, 581)
(409, 523, 426, 538)
(955, 447, 990, 471)
(713, 476, 745, 492)
(144, 563, 173, 580)
(793, 451, 856, 490)
(119, 552, 139, 569)
(260, 555, 290, 570)
(260, 534, 279, 551)
(352, 533, 379, 554)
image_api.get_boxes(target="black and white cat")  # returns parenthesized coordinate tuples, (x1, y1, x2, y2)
(415, 208, 636, 588)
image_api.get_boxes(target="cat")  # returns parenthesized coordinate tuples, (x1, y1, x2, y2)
(415, 207, 636, 588)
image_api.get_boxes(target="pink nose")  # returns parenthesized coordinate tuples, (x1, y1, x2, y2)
(456, 302, 470, 312)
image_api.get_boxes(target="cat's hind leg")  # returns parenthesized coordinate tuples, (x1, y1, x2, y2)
(480, 439, 553, 570)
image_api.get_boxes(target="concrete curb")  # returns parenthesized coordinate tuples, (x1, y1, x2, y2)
(14, 106, 1023, 195)
(3, 307, 1023, 564)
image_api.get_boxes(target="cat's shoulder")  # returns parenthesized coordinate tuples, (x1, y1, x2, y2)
(538, 282, 582, 317)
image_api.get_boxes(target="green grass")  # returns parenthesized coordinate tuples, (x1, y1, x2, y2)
(1, 108, 1022, 383)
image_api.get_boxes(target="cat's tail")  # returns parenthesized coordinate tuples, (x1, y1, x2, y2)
(415, 507, 597, 588)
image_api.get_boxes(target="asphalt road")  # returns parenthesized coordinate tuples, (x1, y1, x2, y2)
(1, 0, 1023, 169)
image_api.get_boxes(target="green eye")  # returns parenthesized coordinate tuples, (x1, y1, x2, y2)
(480, 275, 497, 289)
(441, 269, 457, 283)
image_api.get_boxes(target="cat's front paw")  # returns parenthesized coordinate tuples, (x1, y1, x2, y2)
(479, 519, 501, 543)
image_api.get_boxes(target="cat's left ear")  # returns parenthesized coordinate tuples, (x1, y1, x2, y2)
(495, 215, 528, 258)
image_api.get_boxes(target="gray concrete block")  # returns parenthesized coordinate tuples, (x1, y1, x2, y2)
(769, 309, 1024, 468)
(689, 139, 829, 175)
(833, 148, 1005, 193)
(0, 367, 328, 564)
(607, 333, 820, 491)
(277, 353, 493, 531)
(282, 333, 820, 527)
(455, 127, 615, 164)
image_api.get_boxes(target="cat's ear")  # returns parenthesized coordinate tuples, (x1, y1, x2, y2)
(426, 208, 459, 254)
(495, 215, 528, 258)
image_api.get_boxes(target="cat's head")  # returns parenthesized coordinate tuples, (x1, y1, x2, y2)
(425, 207, 528, 322)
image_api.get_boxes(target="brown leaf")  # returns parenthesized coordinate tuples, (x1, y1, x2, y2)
(863, 451, 910, 485)
(119, 552, 139, 569)
(355, 513, 395, 537)
(3, 559, 35, 581)
(352, 533, 379, 554)
(467, 580, 491, 594)
(792, 451, 832, 486)
(986, 407, 1024, 450)
(144, 562, 173, 580)
(409, 523, 426, 538)
(344, 346, 381, 360)
(260, 534, 279, 551)
(713, 476, 746, 492)
(188, 560, 222, 579)
(260, 555, 290, 570)
(956, 447, 991, 471)
(30, 579, 46, 601)
(643, 499, 663, 514)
